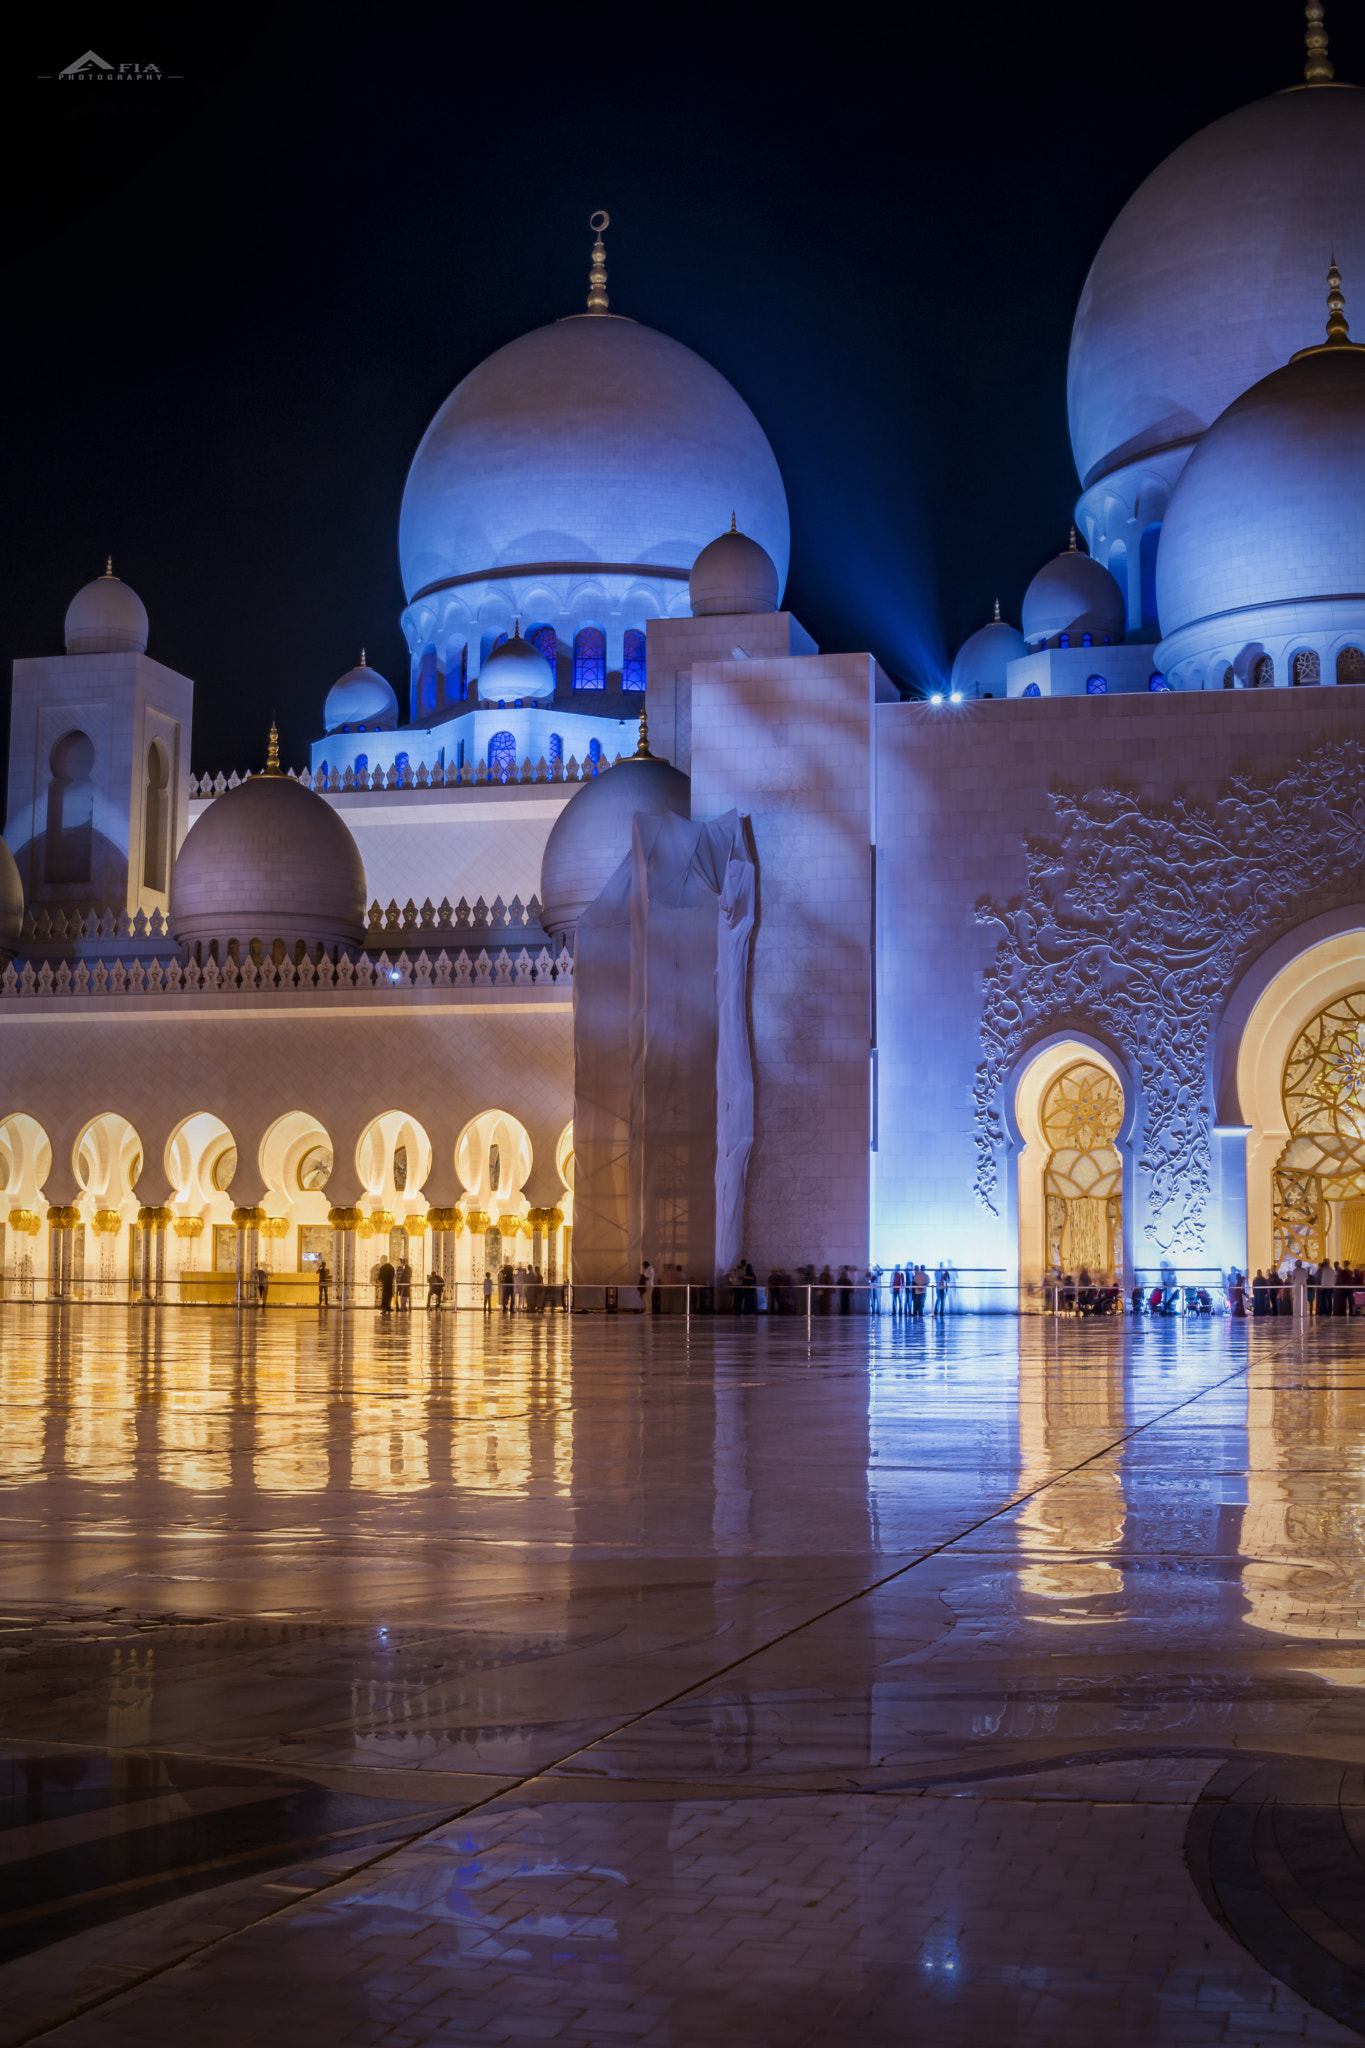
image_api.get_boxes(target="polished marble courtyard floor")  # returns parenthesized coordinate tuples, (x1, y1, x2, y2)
(0, 1308, 1363, 2042)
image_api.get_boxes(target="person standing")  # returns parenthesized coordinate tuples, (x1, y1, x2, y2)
(911, 1264, 927, 1319)
(1292, 1260, 1308, 1319)
(377, 1258, 395, 1315)
(254, 1263, 268, 1309)
(640, 1258, 655, 1315)
(500, 1260, 514, 1313)
(891, 1264, 904, 1317)
(317, 1257, 330, 1309)
(1318, 1258, 1336, 1318)
(396, 1255, 412, 1313)
(934, 1262, 949, 1317)
(426, 1269, 444, 1311)
(482, 1268, 493, 1316)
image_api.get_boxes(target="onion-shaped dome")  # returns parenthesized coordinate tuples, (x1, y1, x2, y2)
(0, 836, 24, 963)
(399, 316, 789, 605)
(949, 605, 1027, 696)
(170, 731, 367, 954)
(1068, 80, 1364, 494)
(1022, 541, 1126, 646)
(539, 723, 690, 938)
(689, 521, 779, 616)
(64, 561, 148, 655)
(324, 653, 398, 732)
(478, 625, 556, 703)
(1156, 298, 1365, 658)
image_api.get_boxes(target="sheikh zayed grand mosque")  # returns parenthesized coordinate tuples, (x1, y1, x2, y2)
(0, 13, 1362, 1308)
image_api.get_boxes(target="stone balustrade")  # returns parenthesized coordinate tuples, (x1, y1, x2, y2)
(21, 894, 548, 950)
(187, 753, 613, 797)
(0, 945, 572, 1002)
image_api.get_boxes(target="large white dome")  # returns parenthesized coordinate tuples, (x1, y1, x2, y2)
(399, 316, 790, 606)
(64, 565, 148, 656)
(1155, 342, 1365, 675)
(1068, 84, 1365, 495)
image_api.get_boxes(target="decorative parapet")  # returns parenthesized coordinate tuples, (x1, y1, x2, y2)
(362, 892, 545, 946)
(22, 904, 173, 944)
(0, 945, 573, 1003)
(187, 754, 614, 797)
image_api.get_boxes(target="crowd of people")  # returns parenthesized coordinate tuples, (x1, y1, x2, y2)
(1235, 1258, 1365, 1318)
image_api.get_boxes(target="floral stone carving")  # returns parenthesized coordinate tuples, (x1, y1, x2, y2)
(973, 739, 1365, 1250)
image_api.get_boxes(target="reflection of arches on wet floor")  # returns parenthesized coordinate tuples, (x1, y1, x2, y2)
(1015, 1341, 1127, 1618)
(1233, 927, 1365, 1271)
(1012, 1040, 1127, 1287)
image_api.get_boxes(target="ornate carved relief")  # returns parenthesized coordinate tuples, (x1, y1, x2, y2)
(974, 739, 1365, 1250)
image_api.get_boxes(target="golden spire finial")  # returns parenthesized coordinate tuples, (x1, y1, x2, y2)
(1304, 0, 1334, 82)
(265, 721, 281, 776)
(360, 647, 367, 667)
(632, 705, 653, 759)
(1326, 256, 1350, 344)
(586, 211, 610, 314)
(513, 618, 520, 639)
(1068, 526, 1077, 551)
(103, 556, 114, 577)
(993, 598, 1001, 622)
(729, 511, 737, 534)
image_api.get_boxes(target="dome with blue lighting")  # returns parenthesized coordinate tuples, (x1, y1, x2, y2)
(399, 316, 790, 605)
(949, 609, 1026, 696)
(1068, 84, 1365, 496)
(478, 627, 556, 703)
(1022, 544, 1125, 647)
(324, 656, 398, 733)
(1155, 306, 1365, 686)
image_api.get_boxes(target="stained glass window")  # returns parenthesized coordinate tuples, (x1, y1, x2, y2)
(573, 627, 606, 691)
(1254, 655, 1274, 688)
(548, 732, 563, 767)
(488, 731, 517, 781)
(1274, 990, 1365, 1265)
(1022, 683, 1041, 699)
(587, 737, 603, 770)
(1292, 649, 1321, 687)
(395, 752, 410, 779)
(458, 643, 468, 700)
(355, 753, 369, 774)
(1085, 675, 1107, 696)
(1339, 648, 1365, 687)
(623, 629, 646, 691)
(528, 626, 557, 687)
(1148, 674, 1166, 692)
(1041, 1062, 1123, 1276)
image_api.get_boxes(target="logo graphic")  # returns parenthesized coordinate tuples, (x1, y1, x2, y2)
(39, 51, 179, 82)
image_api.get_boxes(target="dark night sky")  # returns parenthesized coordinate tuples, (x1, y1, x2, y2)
(5, 1, 1359, 773)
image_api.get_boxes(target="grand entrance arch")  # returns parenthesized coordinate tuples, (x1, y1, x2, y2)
(1013, 1040, 1127, 1289)
(1229, 924, 1365, 1273)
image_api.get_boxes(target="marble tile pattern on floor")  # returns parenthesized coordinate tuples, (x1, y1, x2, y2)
(0, 1307, 1360, 2041)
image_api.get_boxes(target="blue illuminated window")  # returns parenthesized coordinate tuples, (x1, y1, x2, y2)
(395, 752, 410, 778)
(488, 730, 517, 781)
(1022, 683, 1041, 699)
(1081, 633, 1092, 648)
(529, 625, 557, 686)
(622, 628, 646, 691)
(574, 627, 606, 691)
(355, 753, 369, 773)
(587, 737, 603, 770)
(548, 732, 563, 767)
(1059, 633, 1070, 648)
(1085, 675, 1107, 695)
(458, 643, 468, 701)
(1149, 673, 1167, 693)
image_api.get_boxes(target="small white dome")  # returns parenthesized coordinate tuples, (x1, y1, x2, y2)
(689, 524, 779, 616)
(0, 836, 24, 962)
(1156, 341, 1365, 657)
(540, 749, 690, 937)
(478, 629, 556, 703)
(324, 658, 398, 732)
(1022, 544, 1126, 645)
(949, 612, 1026, 696)
(170, 769, 367, 953)
(64, 564, 148, 655)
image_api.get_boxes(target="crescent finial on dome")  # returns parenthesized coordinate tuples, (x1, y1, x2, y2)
(265, 722, 281, 777)
(1068, 526, 1077, 551)
(360, 647, 366, 666)
(1304, 0, 1334, 83)
(993, 598, 1001, 621)
(633, 705, 653, 760)
(103, 556, 114, 577)
(586, 211, 610, 315)
(1291, 257, 1365, 358)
